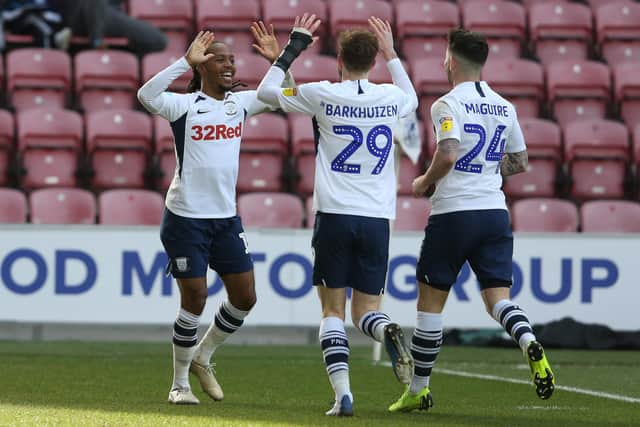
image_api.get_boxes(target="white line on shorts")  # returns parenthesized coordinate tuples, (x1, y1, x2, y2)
(378, 362, 640, 404)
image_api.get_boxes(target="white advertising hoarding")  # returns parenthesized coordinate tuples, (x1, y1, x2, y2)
(0, 226, 637, 330)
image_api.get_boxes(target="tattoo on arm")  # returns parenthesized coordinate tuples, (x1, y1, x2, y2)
(500, 150, 528, 176)
(437, 138, 459, 155)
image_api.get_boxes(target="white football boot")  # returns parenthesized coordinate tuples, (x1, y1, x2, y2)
(190, 361, 224, 401)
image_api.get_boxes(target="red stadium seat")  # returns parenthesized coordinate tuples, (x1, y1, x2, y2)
(368, 57, 410, 84)
(545, 60, 611, 124)
(264, 0, 328, 53)
(295, 153, 316, 195)
(482, 59, 544, 118)
(397, 155, 418, 196)
(634, 123, 640, 170)
(129, 0, 193, 53)
(462, 0, 526, 59)
(237, 152, 285, 192)
(410, 57, 449, 120)
(529, 2, 593, 65)
(0, 110, 15, 186)
(396, 1, 459, 59)
(395, 196, 430, 231)
(328, 0, 393, 38)
(290, 54, 338, 84)
(601, 41, 640, 66)
(290, 113, 316, 156)
(99, 189, 164, 225)
(503, 118, 562, 199)
(595, 3, 640, 66)
(564, 120, 629, 200)
(86, 110, 152, 189)
(216, 31, 255, 54)
(581, 200, 640, 232)
(242, 113, 288, 153)
(142, 52, 193, 93)
(16, 109, 83, 189)
(511, 198, 578, 232)
(195, 0, 260, 31)
(586, 0, 634, 10)
(613, 63, 640, 130)
(0, 188, 27, 223)
(153, 116, 176, 191)
(238, 192, 304, 228)
(75, 50, 140, 112)
(233, 53, 271, 90)
(7, 48, 71, 111)
(29, 188, 96, 224)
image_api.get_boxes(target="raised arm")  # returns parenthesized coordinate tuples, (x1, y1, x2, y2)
(137, 31, 214, 120)
(250, 21, 296, 88)
(257, 13, 321, 106)
(369, 17, 418, 114)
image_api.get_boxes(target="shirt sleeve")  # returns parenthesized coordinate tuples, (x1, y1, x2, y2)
(387, 58, 419, 118)
(274, 83, 321, 115)
(234, 90, 277, 118)
(137, 57, 192, 122)
(430, 100, 461, 144)
(505, 108, 527, 153)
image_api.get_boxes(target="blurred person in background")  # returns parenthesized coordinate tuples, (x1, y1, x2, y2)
(47, 0, 167, 55)
(0, 0, 68, 50)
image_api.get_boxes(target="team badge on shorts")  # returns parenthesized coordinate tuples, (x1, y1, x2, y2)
(439, 116, 453, 132)
(282, 87, 297, 97)
(174, 257, 190, 272)
(224, 101, 238, 116)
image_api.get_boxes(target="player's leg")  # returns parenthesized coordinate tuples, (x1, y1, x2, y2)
(313, 212, 354, 416)
(350, 215, 412, 384)
(191, 217, 256, 401)
(389, 212, 466, 413)
(160, 209, 211, 405)
(471, 209, 554, 400)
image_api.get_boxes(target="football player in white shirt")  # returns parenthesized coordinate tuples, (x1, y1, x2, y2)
(137, 27, 295, 405)
(389, 29, 555, 413)
(257, 15, 418, 416)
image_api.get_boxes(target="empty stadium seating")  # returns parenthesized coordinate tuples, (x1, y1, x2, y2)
(529, 2, 593, 65)
(290, 54, 338, 84)
(482, 58, 544, 118)
(238, 192, 304, 228)
(462, 0, 526, 58)
(242, 113, 289, 153)
(99, 189, 164, 225)
(216, 31, 255, 53)
(237, 152, 285, 193)
(546, 60, 611, 124)
(29, 188, 96, 224)
(328, 0, 393, 38)
(511, 198, 578, 232)
(0, 110, 15, 186)
(264, 0, 328, 54)
(0, 188, 27, 223)
(613, 63, 640, 130)
(581, 200, 640, 232)
(410, 57, 449, 119)
(75, 50, 140, 112)
(595, 2, 640, 66)
(563, 119, 629, 200)
(7, 48, 71, 111)
(129, 0, 194, 53)
(142, 52, 193, 93)
(233, 53, 272, 90)
(16, 109, 83, 189)
(196, 0, 260, 32)
(86, 110, 152, 190)
(153, 115, 176, 191)
(397, 155, 419, 196)
(395, 1, 459, 59)
(395, 196, 430, 231)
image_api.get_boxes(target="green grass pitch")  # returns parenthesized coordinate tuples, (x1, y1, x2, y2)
(1, 342, 638, 426)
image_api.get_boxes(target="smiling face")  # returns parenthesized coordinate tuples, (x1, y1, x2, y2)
(197, 42, 236, 93)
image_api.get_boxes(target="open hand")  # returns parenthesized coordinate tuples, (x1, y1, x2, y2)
(251, 21, 281, 63)
(186, 31, 215, 67)
(293, 13, 322, 37)
(368, 16, 397, 61)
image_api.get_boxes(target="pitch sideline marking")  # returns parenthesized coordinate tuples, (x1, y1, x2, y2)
(379, 362, 640, 404)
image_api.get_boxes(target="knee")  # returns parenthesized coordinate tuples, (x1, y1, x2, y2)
(182, 286, 208, 314)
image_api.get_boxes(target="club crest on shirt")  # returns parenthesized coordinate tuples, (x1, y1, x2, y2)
(439, 116, 453, 132)
(282, 87, 297, 97)
(224, 100, 238, 116)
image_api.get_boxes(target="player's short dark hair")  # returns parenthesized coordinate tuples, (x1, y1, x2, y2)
(338, 30, 379, 73)
(447, 28, 489, 67)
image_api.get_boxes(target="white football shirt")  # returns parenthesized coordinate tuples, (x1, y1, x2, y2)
(138, 57, 274, 218)
(274, 66, 416, 219)
(430, 81, 526, 215)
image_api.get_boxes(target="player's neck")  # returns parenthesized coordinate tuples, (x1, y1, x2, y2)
(340, 69, 368, 82)
(452, 73, 481, 88)
(200, 82, 226, 100)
